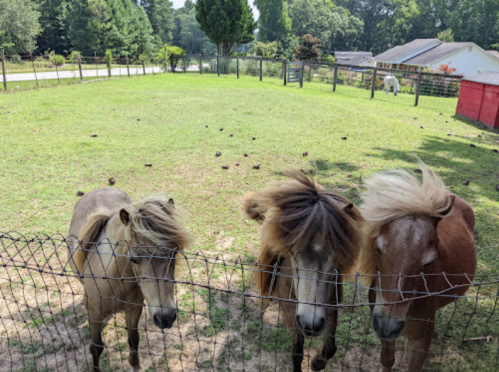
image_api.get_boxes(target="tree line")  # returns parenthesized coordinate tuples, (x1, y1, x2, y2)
(2, 0, 499, 60)
(258, 0, 499, 55)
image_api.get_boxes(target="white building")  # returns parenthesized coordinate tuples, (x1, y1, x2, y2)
(375, 39, 499, 76)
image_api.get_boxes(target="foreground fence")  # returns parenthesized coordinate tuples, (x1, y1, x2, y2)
(0, 232, 498, 372)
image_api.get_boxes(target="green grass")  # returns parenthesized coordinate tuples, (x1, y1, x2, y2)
(0, 73, 497, 269)
(1, 72, 499, 371)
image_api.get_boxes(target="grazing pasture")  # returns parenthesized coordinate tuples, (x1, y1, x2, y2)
(0, 74, 498, 371)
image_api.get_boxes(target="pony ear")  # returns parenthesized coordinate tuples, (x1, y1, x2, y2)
(168, 198, 175, 207)
(343, 203, 356, 217)
(440, 195, 456, 217)
(120, 209, 130, 225)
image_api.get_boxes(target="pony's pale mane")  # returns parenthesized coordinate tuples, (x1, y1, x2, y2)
(360, 163, 450, 229)
(123, 195, 194, 253)
(248, 170, 364, 296)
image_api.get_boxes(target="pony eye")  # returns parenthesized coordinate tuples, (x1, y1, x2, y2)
(376, 247, 382, 255)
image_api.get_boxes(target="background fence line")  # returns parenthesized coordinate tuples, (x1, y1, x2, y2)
(0, 232, 498, 371)
(0, 52, 463, 108)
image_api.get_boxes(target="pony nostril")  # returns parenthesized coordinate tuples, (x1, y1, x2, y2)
(314, 317, 325, 333)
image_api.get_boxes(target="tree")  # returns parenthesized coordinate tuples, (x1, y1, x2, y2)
(255, 0, 291, 43)
(156, 45, 185, 72)
(33, 0, 70, 54)
(141, 0, 174, 44)
(295, 34, 321, 61)
(195, 0, 257, 56)
(288, 0, 363, 51)
(172, 4, 216, 54)
(253, 41, 279, 58)
(0, 0, 41, 54)
(438, 28, 454, 42)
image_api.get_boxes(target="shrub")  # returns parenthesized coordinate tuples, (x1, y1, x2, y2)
(52, 54, 66, 67)
(9, 54, 22, 64)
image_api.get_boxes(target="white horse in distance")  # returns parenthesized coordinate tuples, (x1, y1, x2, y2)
(384, 75, 400, 96)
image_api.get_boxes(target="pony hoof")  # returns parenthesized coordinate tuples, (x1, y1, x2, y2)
(311, 358, 327, 371)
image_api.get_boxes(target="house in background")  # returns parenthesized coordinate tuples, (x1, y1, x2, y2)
(375, 39, 499, 76)
(334, 51, 375, 67)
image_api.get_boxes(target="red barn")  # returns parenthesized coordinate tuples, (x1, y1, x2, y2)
(456, 72, 499, 128)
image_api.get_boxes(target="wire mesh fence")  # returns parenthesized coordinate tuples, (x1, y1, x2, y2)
(0, 232, 497, 372)
(0, 53, 164, 93)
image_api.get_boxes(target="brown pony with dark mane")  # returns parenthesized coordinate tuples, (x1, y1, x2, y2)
(358, 163, 476, 372)
(244, 170, 366, 372)
(67, 188, 193, 372)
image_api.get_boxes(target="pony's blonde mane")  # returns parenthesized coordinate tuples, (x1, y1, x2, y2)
(357, 163, 451, 277)
(74, 195, 193, 273)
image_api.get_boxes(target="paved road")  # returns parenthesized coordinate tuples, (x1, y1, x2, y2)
(0, 64, 211, 83)
(0, 66, 164, 83)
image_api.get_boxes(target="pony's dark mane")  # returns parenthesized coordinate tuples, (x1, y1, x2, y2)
(244, 170, 365, 296)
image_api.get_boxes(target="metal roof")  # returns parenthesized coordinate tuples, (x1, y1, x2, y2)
(404, 43, 472, 65)
(488, 50, 499, 59)
(463, 72, 499, 86)
(335, 51, 373, 61)
(375, 39, 439, 63)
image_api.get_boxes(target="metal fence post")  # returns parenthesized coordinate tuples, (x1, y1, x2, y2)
(283, 60, 287, 86)
(415, 72, 422, 106)
(78, 56, 83, 82)
(126, 56, 130, 77)
(30, 51, 39, 88)
(371, 68, 377, 99)
(259, 59, 263, 81)
(217, 55, 220, 76)
(142, 60, 146, 75)
(1, 50, 6, 90)
(55, 58, 61, 84)
(237, 57, 240, 79)
(183, 56, 186, 73)
(299, 62, 304, 88)
(333, 64, 338, 92)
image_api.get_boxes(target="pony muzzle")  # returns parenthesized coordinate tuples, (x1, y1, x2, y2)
(152, 307, 177, 329)
(296, 305, 326, 336)
(372, 310, 405, 341)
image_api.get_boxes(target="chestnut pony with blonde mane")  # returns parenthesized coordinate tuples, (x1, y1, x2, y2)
(244, 171, 365, 372)
(358, 164, 476, 372)
(67, 188, 193, 372)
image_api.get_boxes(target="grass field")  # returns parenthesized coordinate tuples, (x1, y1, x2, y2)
(0, 73, 499, 371)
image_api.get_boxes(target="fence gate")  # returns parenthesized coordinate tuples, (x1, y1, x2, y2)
(288, 62, 302, 83)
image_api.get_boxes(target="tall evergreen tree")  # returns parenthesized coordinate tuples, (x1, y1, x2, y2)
(255, 0, 291, 44)
(141, 0, 174, 44)
(195, 0, 257, 55)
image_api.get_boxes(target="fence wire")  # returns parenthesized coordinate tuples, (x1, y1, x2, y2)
(0, 232, 497, 372)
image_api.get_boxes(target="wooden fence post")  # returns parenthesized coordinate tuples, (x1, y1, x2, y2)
(107, 58, 111, 78)
(78, 56, 83, 81)
(126, 56, 130, 77)
(283, 60, 287, 86)
(199, 55, 202, 75)
(142, 60, 146, 75)
(30, 52, 39, 87)
(1, 50, 6, 90)
(371, 68, 377, 99)
(217, 55, 220, 76)
(299, 62, 304, 88)
(183, 56, 186, 73)
(415, 72, 422, 106)
(333, 64, 338, 92)
(237, 57, 240, 79)
(308, 64, 312, 82)
(259, 59, 263, 81)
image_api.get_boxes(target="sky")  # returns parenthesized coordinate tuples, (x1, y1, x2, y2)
(171, 0, 260, 18)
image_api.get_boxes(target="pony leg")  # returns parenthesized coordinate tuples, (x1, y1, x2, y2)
(311, 283, 343, 371)
(292, 331, 305, 372)
(89, 319, 105, 372)
(126, 307, 143, 371)
(406, 318, 435, 372)
(380, 340, 396, 372)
